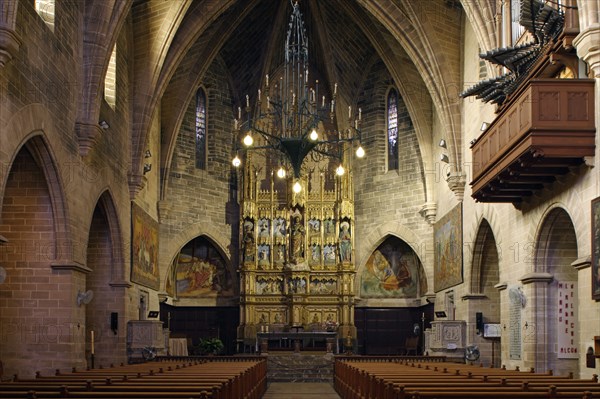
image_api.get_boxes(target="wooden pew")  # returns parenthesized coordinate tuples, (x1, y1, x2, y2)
(334, 359, 599, 399)
(0, 358, 267, 399)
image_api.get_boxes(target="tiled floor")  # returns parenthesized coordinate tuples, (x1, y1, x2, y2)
(262, 382, 340, 398)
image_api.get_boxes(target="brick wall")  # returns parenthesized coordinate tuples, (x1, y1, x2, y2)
(0, 147, 83, 378)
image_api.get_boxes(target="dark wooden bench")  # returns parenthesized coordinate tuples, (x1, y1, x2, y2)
(0, 358, 267, 399)
(334, 359, 599, 399)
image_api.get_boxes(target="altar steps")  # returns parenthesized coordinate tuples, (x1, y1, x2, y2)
(267, 353, 334, 382)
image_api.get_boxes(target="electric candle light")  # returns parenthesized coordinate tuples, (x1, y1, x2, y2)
(322, 96, 325, 107)
(91, 330, 94, 355)
(348, 106, 351, 119)
(246, 94, 249, 107)
(265, 74, 269, 87)
(238, 107, 241, 120)
(334, 83, 337, 95)
(359, 108, 362, 120)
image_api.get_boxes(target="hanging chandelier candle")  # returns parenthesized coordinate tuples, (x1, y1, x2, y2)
(231, 0, 364, 178)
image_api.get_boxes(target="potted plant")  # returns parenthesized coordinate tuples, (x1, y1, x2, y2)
(198, 338, 224, 355)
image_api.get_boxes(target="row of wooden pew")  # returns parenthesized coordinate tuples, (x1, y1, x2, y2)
(0, 357, 267, 399)
(334, 359, 599, 399)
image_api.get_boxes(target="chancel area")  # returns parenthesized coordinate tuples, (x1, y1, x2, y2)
(1, 0, 600, 395)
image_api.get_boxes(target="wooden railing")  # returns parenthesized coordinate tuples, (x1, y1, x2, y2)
(470, 79, 595, 203)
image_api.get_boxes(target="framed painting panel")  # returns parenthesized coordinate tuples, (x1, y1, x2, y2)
(592, 196, 600, 300)
(434, 203, 463, 292)
(131, 203, 160, 290)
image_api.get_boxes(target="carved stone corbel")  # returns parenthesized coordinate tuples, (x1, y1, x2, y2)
(0, 26, 21, 68)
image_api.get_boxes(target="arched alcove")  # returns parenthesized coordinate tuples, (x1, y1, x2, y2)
(0, 139, 67, 378)
(469, 218, 500, 366)
(534, 207, 579, 375)
(162, 235, 238, 354)
(85, 191, 127, 367)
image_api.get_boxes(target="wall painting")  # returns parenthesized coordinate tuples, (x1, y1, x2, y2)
(361, 236, 420, 298)
(434, 203, 463, 292)
(131, 203, 160, 290)
(175, 236, 233, 298)
(592, 196, 600, 300)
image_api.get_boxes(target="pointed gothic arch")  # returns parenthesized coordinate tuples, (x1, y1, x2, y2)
(532, 207, 579, 375)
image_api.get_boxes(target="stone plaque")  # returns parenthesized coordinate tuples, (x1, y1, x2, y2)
(508, 286, 523, 360)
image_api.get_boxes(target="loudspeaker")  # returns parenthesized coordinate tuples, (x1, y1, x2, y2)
(110, 312, 118, 334)
(475, 312, 484, 331)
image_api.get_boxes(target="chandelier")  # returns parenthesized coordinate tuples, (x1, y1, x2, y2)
(231, 0, 365, 192)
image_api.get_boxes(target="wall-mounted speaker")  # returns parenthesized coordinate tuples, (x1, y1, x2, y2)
(110, 312, 118, 334)
(475, 312, 483, 332)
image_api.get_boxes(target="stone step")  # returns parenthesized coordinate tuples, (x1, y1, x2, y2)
(266, 353, 334, 383)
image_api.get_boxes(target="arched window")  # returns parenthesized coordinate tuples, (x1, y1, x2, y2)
(195, 88, 207, 169)
(387, 88, 399, 170)
(35, 0, 55, 31)
(104, 45, 117, 109)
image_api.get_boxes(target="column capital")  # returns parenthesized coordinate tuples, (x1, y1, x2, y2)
(574, 25, 600, 76)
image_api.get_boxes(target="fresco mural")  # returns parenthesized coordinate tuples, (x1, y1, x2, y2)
(360, 236, 420, 298)
(175, 236, 233, 298)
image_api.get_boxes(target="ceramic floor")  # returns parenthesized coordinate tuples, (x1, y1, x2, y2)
(262, 382, 340, 399)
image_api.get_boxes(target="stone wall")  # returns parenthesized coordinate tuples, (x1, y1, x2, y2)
(159, 55, 239, 306)
(353, 59, 432, 306)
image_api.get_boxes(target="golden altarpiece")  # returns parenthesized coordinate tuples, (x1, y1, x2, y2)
(233, 1, 361, 346)
(236, 153, 357, 344)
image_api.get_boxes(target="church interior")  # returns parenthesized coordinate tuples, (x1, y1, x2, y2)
(1, 0, 600, 391)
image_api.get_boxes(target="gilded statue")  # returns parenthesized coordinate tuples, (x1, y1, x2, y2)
(339, 221, 352, 262)
(290, 215, 305, 262)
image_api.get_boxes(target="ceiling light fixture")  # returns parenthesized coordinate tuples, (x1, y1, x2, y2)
(231, 1, 364, 178)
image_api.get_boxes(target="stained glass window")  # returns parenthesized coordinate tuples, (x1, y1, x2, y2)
(195, 88, 207, 169)
(387, 89, 399, 170)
